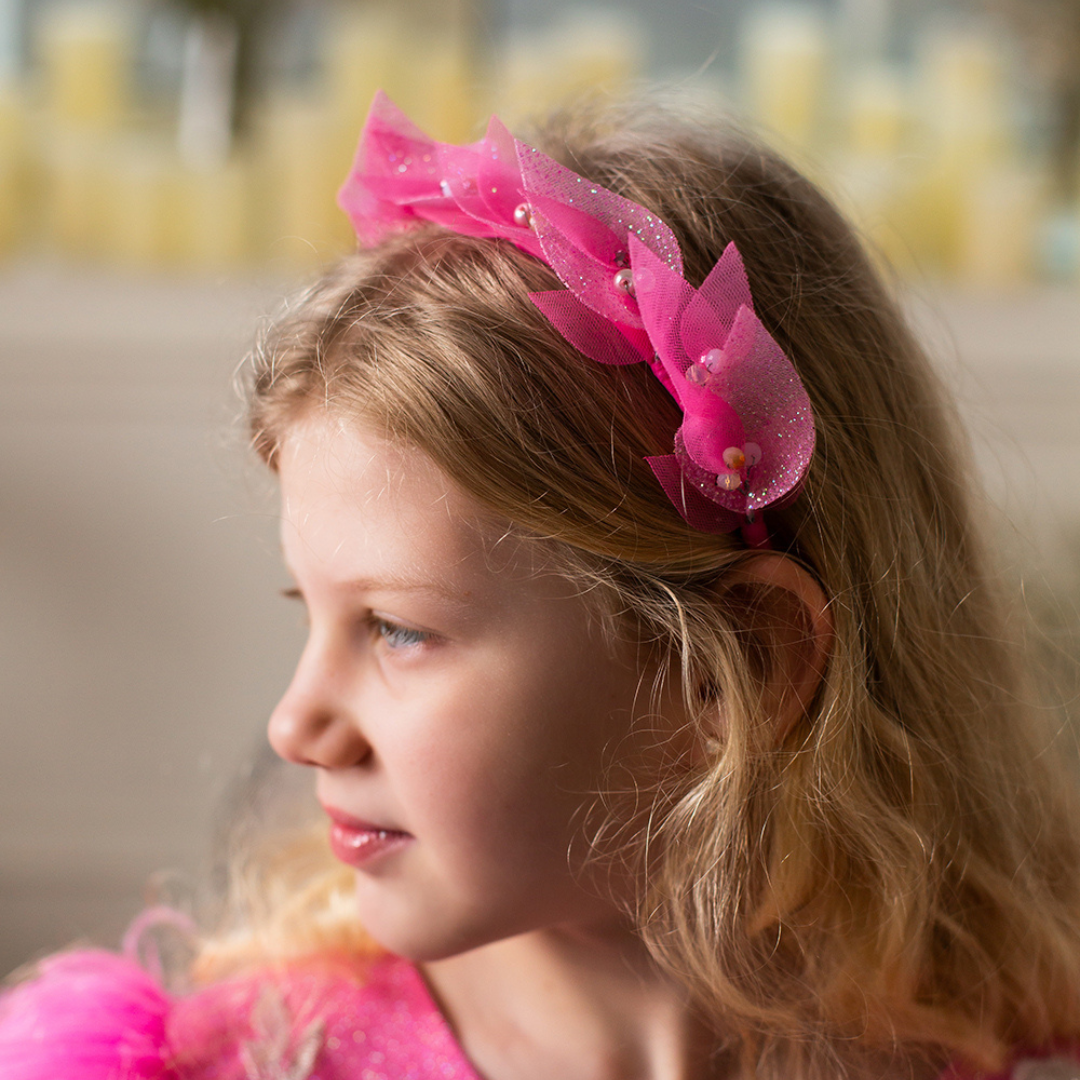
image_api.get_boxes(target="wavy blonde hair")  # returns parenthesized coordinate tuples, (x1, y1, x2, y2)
(214, 99, 1080, 1077)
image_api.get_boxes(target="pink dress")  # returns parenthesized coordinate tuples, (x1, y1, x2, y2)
(0, 948, 480, 1080)
(0, 945, 1076, 1080)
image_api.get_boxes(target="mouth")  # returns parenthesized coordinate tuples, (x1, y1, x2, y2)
(322, 805, 413, 869)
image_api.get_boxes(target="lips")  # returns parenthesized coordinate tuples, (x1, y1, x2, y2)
(322, 805, 412, 869)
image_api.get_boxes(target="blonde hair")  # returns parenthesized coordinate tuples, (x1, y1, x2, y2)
(222, 100, 1080, 1077)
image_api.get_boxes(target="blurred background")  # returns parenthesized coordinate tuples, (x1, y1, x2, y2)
(2, 0, 1080, 978)
(1, 0, 1080, 278)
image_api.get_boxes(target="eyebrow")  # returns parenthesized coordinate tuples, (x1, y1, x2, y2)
(281, 564, 477, 611)
(340, 576, 474, 607)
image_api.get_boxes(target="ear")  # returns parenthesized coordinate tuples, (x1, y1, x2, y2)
(719, 554, 833, 741)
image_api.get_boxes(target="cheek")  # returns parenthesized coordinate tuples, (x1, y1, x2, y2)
(400, 692, 581, 852)
(409, 647, 635, 853)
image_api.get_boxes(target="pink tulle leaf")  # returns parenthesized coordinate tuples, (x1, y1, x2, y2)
(627, 236, 696, 389)
(632, 231, 814, 511)
(647, 455, 744, 533)
(342, 94, 552, 260)
(529, 291, 650, 366)
(476, 115, 529, 224)
(679, 295, 733, 373)
(703, 306, 815, 510)
(693, 241, 753, 326)
(614, 322, 653, 360)
(526, 190, 625, 268)
(522, 192, 648, 328)
(517, 143, 681, 270)
(678, 245, 755, 364)
(338, 91, 447, 245)
(364, 89, 434, 154)
(433, 144, 479, 198)
(630, 237, 691, 330)
(437, 143, 516, 235)
(676, 384, 746, 474)
(531, 223, 645, 327)
(514, 142, 682, 329)
(356, 174, 440, 207)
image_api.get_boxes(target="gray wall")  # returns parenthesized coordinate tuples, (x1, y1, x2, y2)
(0, 265, 305, 976)
(2, 265, 1079, 978)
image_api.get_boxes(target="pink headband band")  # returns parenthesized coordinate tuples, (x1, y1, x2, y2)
(338, 92, 815, 544)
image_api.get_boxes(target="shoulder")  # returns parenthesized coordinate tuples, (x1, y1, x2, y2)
(0, 948, 478, 1080)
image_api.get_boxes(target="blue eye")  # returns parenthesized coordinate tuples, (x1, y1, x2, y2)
(373, 618, 429, 650)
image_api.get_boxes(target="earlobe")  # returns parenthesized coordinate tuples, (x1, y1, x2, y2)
(719, 554, 834, 741)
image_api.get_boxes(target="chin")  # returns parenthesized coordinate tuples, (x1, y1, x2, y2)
(351, 879, 537, 962)
(357, 915, 510, 964)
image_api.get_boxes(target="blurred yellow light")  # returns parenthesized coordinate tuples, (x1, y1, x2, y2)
(39, 1, 133, 132)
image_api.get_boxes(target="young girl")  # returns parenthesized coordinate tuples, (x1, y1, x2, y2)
(3, 91, 1080, 1080)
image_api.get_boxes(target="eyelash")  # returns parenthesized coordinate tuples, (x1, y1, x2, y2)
(281, 589, 429, 652)
(370, 617, 429, 651)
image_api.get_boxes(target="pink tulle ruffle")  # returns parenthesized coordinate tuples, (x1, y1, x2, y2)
(0, 949, 174, 1079)
(0, 946, 481, 1080)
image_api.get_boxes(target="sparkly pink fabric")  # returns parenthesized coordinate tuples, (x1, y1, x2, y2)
(3, 945, 1078, 1079)
(0, 949, 480, 1080)
(337, 93, 815, 535)
(630, 236, 814, 520)
(338, 90, 542, 261)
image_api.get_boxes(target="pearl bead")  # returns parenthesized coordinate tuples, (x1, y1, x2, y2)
(716, 472, 742, 492)
(439, 179, 453, 197)
(744, 442, 762, 467)
(513, 203, 532, 228)
(613, 268, 636, 296)
(699, 348, 724, 373)
(722, 446, 746, 471)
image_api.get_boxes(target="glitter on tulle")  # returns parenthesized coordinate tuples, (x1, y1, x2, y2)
(337, 91, 815, 535)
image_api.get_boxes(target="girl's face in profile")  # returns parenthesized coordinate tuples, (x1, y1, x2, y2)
(271, 413, 687, 961)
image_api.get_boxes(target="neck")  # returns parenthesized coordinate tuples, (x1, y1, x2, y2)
(422, 920, 728, 1080)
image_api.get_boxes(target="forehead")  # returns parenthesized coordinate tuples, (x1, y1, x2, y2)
(277, 413, 535, 596)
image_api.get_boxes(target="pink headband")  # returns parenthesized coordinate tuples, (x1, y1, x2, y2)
(338, 92, 815, 545)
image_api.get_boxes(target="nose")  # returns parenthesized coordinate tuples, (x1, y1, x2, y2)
(268, 638, 371, 770)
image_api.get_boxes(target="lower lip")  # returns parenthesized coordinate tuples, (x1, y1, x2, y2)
(328, 822, 412, 868)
